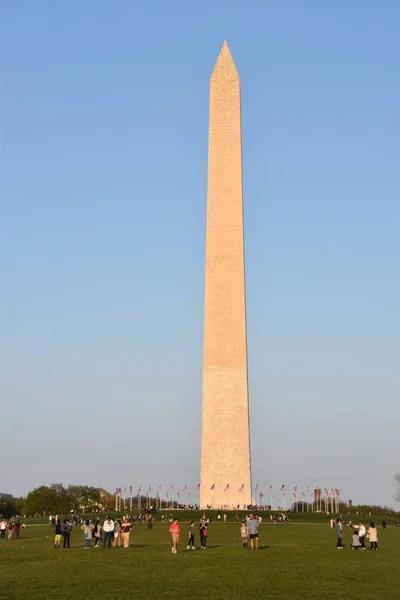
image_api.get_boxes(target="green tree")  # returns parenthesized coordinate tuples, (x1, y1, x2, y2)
(25, 484, 79, 515)
(67, 486, 101, 511)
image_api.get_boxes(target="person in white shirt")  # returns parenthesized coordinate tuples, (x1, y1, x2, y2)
(102, 516, 115, 548)
(353, 521, 366, 549)
(0, 519, 7, 539)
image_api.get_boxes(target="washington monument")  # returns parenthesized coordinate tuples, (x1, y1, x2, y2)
(200, 41, 251, 509)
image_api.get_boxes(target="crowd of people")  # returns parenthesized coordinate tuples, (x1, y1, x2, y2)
(0, 518, 23, 540)
(2, 510, 396, 554)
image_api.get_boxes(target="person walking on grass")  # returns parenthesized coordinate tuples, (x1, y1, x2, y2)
(62, 519, 72, 549)
(368, 523, 378, 551)
(81, 520, 94, 549)
(170, 518, 180, 553)
(248, 514, 259, 550)
(199, 519, 209, 549)
(102, 516, 114, 549)
(335, 519, 343, 549)
(54, 517, 62, 549)
(121, 519, 132, 548)
(187, 521, 195, 551)
(240, 520, 249, 549)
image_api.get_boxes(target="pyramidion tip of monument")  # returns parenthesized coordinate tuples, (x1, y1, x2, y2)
(211, 39, 239, 79)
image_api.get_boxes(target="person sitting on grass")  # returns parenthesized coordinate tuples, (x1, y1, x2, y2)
(169, 518, 180, 554)
(351, 530, 361, 550)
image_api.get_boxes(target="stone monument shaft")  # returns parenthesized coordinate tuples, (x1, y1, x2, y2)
(200, 41, 251, 509)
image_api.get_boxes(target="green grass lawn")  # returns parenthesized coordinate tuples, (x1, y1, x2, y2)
(2, 513, 399, 599)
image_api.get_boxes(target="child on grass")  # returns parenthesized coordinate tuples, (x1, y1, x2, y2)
(240, 520, 249, 549)
(169, 518, 180, 554)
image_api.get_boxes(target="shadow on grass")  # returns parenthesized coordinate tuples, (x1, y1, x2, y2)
(205, 545, 222, 550)
(256, 545, 270, 550)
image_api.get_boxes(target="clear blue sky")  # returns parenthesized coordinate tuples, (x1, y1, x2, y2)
(1, 0, 399, 507)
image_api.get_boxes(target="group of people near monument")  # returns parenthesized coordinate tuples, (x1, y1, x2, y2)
(169, 513, 260, 553)
(333, 518, 379, 550)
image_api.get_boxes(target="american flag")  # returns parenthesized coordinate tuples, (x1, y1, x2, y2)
(280, 484, 285, 491)
(149, 485, 152, 493)
(239, 484, 244, 492)
(196, 484, 201, 490)
(260, 492, 264, 498)
(170, 484, 174, 491)
(324, 487, 329, 497)
(118, 488, 122, 495)
(211, 483, 215, 490)
(293, 485, 297, 492)
(268, 485, 273, 493)
(114, 488, 118, 495)
(302, 492, 305, 498)
(138, 485, 142, 493)
(306, 486, 309, 494)
(166, 492, 168, 498)
(129, 486, 132, 494)
(188, 492, 191, 499)
(224, 484, 230, 492)
(335, 489, 340, 496)
(183, 485, 187, 492)
(177, 492, 180, 498)
(158, 484, 162, 491)
(253, 484, 259, 492)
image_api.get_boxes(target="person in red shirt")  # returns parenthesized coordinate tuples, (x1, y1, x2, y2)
(169, 518, 180, 554)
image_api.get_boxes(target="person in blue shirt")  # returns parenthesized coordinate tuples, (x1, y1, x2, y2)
(247, 515, 259, 550)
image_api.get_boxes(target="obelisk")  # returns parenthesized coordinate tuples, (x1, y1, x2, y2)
(200, 41, 251, 509)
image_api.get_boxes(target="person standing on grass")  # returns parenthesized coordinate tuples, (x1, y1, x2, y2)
(113, 520, 122, 547)
(81, 520, 93, 549)
(240, 520, 249, 549)
(368, 523, 378, 551)
(93, 520, 102, 547)
(199, 519, 209, 549)
(62, 519, 72, 549)
(187, 521, 195, 551)
(169, 518, 180, 553)
(54, 517, 62, 549)
(14, 521, 21, 539)
(0, 519, 6, 539)
(121, 519, 132, 548)
(353, 521, 366, 549)
(102, 516, 114, 548)
(8, 520, 14, 539)
(335, 519, 343, 549)
(248, 514, 259, 550)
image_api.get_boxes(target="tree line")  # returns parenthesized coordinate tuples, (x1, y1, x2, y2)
(0, 484, 114, 518)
